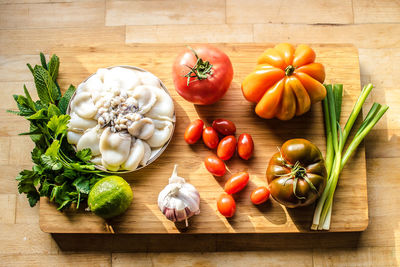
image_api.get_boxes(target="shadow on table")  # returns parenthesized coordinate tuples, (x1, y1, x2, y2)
(52, 231, 363, 252)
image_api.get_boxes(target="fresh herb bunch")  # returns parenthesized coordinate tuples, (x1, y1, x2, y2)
(8, 53, 106, 210)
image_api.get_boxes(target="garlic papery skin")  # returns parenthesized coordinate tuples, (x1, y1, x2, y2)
(158, 164, 200, 226)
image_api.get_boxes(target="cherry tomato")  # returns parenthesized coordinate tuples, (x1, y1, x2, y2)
(224, 172, 249, 195)
(217, 135, 237, 160)
(212, 119, 236, 136)
(184, 119, 204, 144)
(217, 193, 236, 218)
(237, 133, 254, 160)
(204, 155, 226, 176)
(202, 127, 219, 149)
(250, 186, 270, 205)
(172, 45, 234, 105)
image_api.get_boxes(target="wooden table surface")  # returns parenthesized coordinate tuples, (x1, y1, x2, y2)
(0, 1, 399, 266)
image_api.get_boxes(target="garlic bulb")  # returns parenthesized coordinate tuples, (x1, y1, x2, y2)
(158, 165, 200, 226)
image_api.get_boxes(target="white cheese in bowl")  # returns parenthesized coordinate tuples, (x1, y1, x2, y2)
(67, 67, 175, 172)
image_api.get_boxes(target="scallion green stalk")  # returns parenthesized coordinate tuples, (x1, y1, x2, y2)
(311, 83, 388, 230)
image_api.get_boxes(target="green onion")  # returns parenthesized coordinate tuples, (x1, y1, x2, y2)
(311, 83, 388, 230)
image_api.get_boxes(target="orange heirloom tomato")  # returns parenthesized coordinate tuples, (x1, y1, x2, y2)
(241, 43, 326, 120)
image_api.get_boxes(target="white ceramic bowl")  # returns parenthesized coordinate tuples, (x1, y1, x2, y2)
(67, 65, 175, 173)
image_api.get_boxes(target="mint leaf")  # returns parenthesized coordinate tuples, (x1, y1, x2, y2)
(33, 65, 60, 104)
(47, 114, 70, 137)
(28, 123, 43, 143)
(47, 54, 59, 82)
(11, 94, 35, 117)
(76, 148, 92, 162)
(40, 52, 47, 70)
(58, 85, 76, 114)
(23, 85, 37, 111)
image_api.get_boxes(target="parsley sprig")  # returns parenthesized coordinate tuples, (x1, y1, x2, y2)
(8, 53, 106, 210)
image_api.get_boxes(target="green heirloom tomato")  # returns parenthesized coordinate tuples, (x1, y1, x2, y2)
(266, 139, 327, 208)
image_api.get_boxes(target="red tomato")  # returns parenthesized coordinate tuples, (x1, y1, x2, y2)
(217, 135, 237, 160)
(204, 155, 226, 176)
(202, 127, 219, 149)
(172, 45, 234, 105)
(184, 119, 204, 144)
(217, 193, 236, 218)
(250, 186, 270, 205)
(212, 119, 236, 136)
(224, 172, 249, 195)
(237, 133, 254, 160)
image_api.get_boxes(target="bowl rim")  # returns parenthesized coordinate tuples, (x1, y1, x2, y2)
(67, 65, 176, 174)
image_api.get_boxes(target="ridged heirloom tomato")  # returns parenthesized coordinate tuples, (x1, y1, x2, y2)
(266, 139, 327, 208)
(173, 45, 234, 105)
(184, 119, 204, 144)
(241, 43, 326, 120)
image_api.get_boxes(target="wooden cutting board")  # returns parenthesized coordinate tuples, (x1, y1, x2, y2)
(39, 44, 368, 233)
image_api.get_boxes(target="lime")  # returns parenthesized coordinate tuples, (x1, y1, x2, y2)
(88, 176, 133, 219)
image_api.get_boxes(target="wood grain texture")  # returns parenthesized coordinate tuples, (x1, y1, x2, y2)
(39, 43, 368, 234)
(353, 0, 400, 23)
(0, 1, 105, 29)
(112, 251, 313, 267)
(253, 24, 400, 49)
(226, 0, 353, 24)
(105, 0, 225, 26)
(126, 24, 254, 43)
(1, 0, 399, 265)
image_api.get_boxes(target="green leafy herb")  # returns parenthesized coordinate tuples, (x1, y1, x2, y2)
(8, 53, 105, 210)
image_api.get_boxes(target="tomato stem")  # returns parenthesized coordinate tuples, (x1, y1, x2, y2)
(285, 65, 295, 76)
(183, 46, 213, 86)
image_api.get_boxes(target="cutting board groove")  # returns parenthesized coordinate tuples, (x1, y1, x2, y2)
(39, 44, 368, 234)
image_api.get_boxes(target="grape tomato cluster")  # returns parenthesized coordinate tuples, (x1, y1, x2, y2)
(184, 118, 268, 218)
